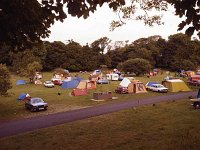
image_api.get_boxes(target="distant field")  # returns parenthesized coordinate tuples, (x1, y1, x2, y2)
(0, 71, 198, 121)
(1, 100, 200, 150)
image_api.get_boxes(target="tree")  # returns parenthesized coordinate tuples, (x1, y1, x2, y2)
(167, 0, 200, 37)
(120, 58, 152, 76)
(11, 50, 41, 76)
(110, 0, 167, 31)
(107, 47, 127, 68)
(0, 64, 12, 96)
(1, 0, 200, 53)
(91, 37, 111, 54)
(171, 59, 196, 71)
(74, 45, 99, 71)
(44, 41, 67, 71)
(0, 0, 66, 48)
(0, 44, 12, 65)
(0, 0, 124, 48)
(27, 61, 43, 77)
(110, 0, 200, 38)
(166, 33, 199, 70)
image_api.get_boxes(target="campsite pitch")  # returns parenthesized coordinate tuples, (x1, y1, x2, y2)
(0, 71, 197, 121)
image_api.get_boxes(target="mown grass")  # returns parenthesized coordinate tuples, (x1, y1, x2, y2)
(1, 100, 200, 150)
(0, 71, 197, 121)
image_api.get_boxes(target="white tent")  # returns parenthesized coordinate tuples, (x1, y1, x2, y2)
(119, 78, 131, 87)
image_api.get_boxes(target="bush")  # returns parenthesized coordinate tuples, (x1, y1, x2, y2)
(0, 64, 12, 96)
(120, 58, 152, 76)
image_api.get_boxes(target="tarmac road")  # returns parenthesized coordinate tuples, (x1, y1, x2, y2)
(0, 91, 197, 138)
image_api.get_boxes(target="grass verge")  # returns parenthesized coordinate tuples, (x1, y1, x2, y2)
(0, 100, 200, 150)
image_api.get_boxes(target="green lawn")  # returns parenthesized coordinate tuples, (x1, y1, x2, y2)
(1, 100, 200, 150)
(0, 71, 197, 121)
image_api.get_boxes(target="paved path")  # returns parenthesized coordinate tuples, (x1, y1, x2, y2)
(0, 91, 197, 138)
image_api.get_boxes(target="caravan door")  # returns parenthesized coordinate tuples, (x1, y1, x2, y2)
(106, 74, 112, 80)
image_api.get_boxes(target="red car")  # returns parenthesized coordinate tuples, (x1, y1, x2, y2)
(52, 79, 63, 85)
(187, 80, 200, 86)
(115, 86, 128, 94)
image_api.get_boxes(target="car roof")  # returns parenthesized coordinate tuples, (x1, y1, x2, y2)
(146, 82, 158, 86)
(151, 84, 162, 86)
(30, 97, 43, 101)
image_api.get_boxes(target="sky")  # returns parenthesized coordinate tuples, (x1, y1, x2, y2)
(45, 4, 184, 45)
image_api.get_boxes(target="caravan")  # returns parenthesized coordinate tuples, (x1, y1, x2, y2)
(106, 74, 119, 81)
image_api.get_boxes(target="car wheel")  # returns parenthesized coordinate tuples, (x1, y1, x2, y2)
(194, 102, 200, 109)
(31, 107, 37, 112)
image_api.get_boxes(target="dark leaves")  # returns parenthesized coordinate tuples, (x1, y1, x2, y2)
(185, 27, 195, 37)
(178, 21, 186, 31)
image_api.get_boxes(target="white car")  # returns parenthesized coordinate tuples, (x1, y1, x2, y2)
(148, 84, 168, 93)
(44, 81, 54, 88)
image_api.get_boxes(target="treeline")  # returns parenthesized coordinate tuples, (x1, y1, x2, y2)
(0, 33, 200, 76)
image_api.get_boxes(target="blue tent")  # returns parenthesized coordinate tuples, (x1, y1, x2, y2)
(16, 80, 26, 85)
(61, 79, 80, 89)
(146, 82, 158, 87)
(197, 88, 200, 99)
(18, 93, 27, 100)
(73, 77, 83, 82)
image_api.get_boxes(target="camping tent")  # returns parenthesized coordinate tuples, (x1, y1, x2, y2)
(92, 70, 101, 75)
(119, 78, 131, 87)
(18, 93, 30, 101)
(63, 76, 83, 82)
(89, 74, 100, 82)
(71, 80, 95, 96)
(162, 79, 191, 92)
(131, 80, 147, 93)
(61, 79, 80, 89)
(71, 89, 88, 96)
(185, 71, 195, 77)
(16, 80, 26, 85)
(73, 77, 83, 82)
(18, 93, 27, 100)
(76, 80, 96, 90)
(34, 80, 42, 84)
(117, 78, 147, 94)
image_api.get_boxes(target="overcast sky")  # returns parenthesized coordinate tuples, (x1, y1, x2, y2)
(45, 5, 184, 45)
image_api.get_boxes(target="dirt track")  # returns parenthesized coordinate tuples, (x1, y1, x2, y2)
(0, 91, 197, 138)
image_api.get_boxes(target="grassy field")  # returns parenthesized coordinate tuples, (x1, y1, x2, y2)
(0, 71, 198, 121)
(1, 100, 200, 150)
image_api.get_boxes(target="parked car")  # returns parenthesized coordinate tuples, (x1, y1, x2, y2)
(51, 78, 63, 85)
(187, 80, 200, 86)
(97, 78, 110, 84)
(148, 84, 168, 93)
(118, 75, 124, 81)
(115, 86, 128, 94)
(44, 81, 55, 88)
(145, 82, 159, 90)
(192, 101, 200, 109)
(25, 97, 48, 112)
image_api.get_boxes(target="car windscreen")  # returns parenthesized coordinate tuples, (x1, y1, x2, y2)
(32, 98, 43, 104)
